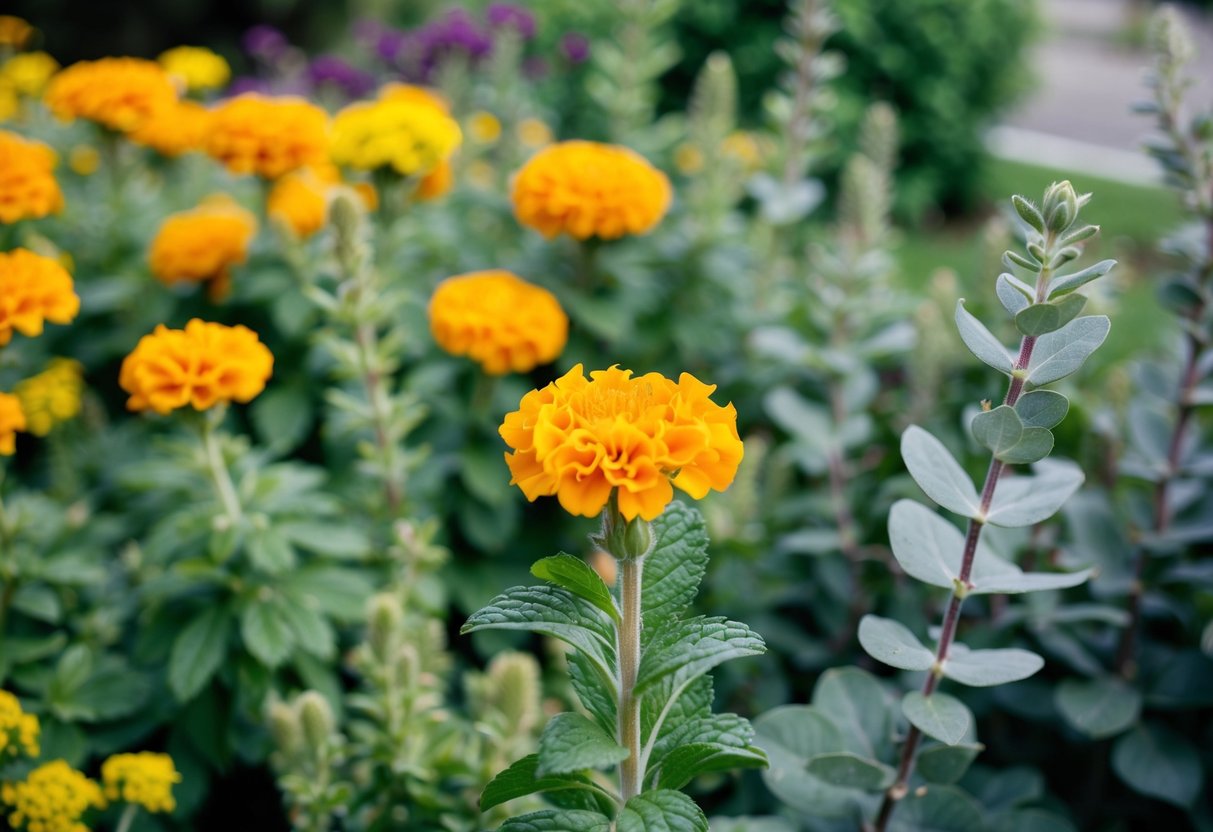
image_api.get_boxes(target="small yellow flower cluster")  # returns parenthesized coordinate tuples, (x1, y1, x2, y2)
(206, 93, 330, 179)
(331, 86, 462, 177)
(0, 392, 25, 455)
(0, 130, 64, 223)
(429, 270, 568, 375)
(511, 141, 671, 240)
(0, 248, 80, 345)
(0, 51, 58, 119)
(0, 691, 39, 758)
(120, 319, 273, 414)
(148, 195, 257, 299)
(157, 45, 229, 93)
(101, 752, 181, 814)
(15, 358, 84, 436)
(1, 760, 105, 832)
(501, 365, 744, 520)
(43, 57, 177, 132)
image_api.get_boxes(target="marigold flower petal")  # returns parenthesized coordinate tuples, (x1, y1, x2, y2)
(205, 94, 329, 179)
(148, 195, 257, 297)
(43, 57, 176, 132)
(0, 130, 64, 223)
(0, 248, 79, 344)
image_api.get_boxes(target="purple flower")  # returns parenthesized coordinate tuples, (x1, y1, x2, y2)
(486, 3, 537, 40)
(559, 32, 590, 64)
(422, 9, 493, 59)
(307, 55, 376, 98)
(243, 24, 289, 60)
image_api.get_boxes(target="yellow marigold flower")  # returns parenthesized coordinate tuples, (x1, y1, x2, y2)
(148, 195, 257, 300)
(517, 117, 552, 149)
(0, 129, 64, 223)
(15, 358, 84, 436)
(331, 97, 461, 177)
(511, 141, 672, 241)
(0, 248, 79, 345)
(0, 690, 39, 758)
(500, 365, 743, 521)
(378, 82, 449, 112)
(0, 16, 33, 49)
(1, 760, 105, 832)
(416, 158, 453, 201)
(101, 752, 181, 814)
(0, 392, 25, 455)
(674, 143, 705, 175)
(429, 271, 567, 375)
(206, 94, 329, 179)
(128, 99, 212, 157)
(0, 85, 17, 121)
(44, 57, 176, 132)
(469, 111, 501, 144)
(1, 52, 59, 97)
(158, 45, 230, 93)
(68, 145, 99, 176)
(120, 319, 273, 414)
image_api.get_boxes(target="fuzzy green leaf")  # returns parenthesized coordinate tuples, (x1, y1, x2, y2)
(1026, 316, 1111, 386)
(1112, 723, 1203, 808)
(901, 426, 980, 518)
(169, 606, 231, 701)
(902, 692, 971, 746)
(568, 650, 617, 736)
(971, 406, 1023, 456)
(943, 647, 1044, 687)
(537, 713, 629, 777)
(1011, 195, 1044, 232)
(997, 427, 1054, 465)
(653, 742, 767, 790)
(532, 555, 619, 623)
(858, 615, 935, 671)
(917, 743, 984, 784)
(642, 675, 711, 752)
(1014, 293, 1086, 337)
(955, 300, 1013, 374)
(1047, 259, 1116, 297)
(481, 755, 602, 811)
(616, 790, 708, 832)
(643, 502, 710, 629)
(497, 810, 612, 832)
(806, 752, 895, 791)
(1014, 390, 1069, 429)
(635, 616, 764, 694)
(996, 274, 1031, 315)
(812, 667, 893, 761)
(1055, 677, 1142, 740)
(985, 459, 1085, 527)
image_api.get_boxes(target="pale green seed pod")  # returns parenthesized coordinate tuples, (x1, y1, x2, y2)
(268, 697, 303, 757)
(486, 652, 543, 736)
(366, 593, 402, 665)
(298, 691, 335, 752)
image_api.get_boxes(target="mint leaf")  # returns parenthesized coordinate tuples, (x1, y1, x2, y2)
(643, 502, 709, 630)
(617, 790, 708, 832)
(537, 713, 629, 777)
(532, 554, 619, 624)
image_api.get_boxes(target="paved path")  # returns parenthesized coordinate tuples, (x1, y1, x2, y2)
(995, 0, 1213, 183)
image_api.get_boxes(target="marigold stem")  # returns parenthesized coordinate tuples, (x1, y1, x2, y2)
(201, 410, 243, 529)
(618, 555, 644, 802)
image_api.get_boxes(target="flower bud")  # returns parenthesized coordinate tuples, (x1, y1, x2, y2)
(366, 593, 401, 664)
(297, 691, 335, 752)
(1042, 180, 1078, 234)
(267, 699, 303, 757)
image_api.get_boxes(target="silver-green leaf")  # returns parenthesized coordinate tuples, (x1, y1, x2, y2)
(1047, 259, 1116, 297)
(858, 615, 936, 671)
(985, 459, 1085, 527)
(1013, 293, 1086, 337)
(955, 300, 1013, 374)
(1026, 316, 1110, 386)
(1014, 390, 1069, 429)
(901, 426, 980, 518)
(806, 752, 895, 791)
(1055, 677, 1142, 740)
(902, 692, 972, 746)
(942, 647, 1044, 687)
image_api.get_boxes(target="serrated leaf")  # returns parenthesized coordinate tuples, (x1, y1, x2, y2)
(1014, 293, 1086, 336)
(971, 406, 1023, 455)
(858, 615, 935, 671)
(617, 790, 708, 832)
(568, 650, 616, 736)
(1026, 316, 1111, 386)
(532, 555, 619, 623)
(635, 616, 764, 694)
(481, 754, 602, 811)
(812, 667, 893, 760)
(955, 300, 1013, 373)
(537, 713, 629, 777)
(1015, 390, 1068, 428)
(996, 274, 1031, 315)
(943, 647, 1043, 687)
(497, 809, 612, 832)
(1047, 259, 1116, 297)
(644, 502, 710, 629)
(168, 606, 230, 701)
(1055, 677, 1141, 739)
(805, 752, 894, 791)
(917, 742, 984, 784)
(901, 426, 980, 518)
(1112, 723, 1202, 807)
(902, 692, 971, 745)
(986, 459, 1084, 527)
(462, 586, 617, 675)
(653, 742, 767, 790)
(241, 599, 296, 668)
(997, 427, 1054, 465)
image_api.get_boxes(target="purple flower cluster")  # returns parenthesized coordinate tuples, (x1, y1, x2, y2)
(308, 55, 376, 98)
(486, 3, 537, 40)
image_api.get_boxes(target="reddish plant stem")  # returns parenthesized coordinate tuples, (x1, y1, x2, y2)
(873, 334, 1036, 832)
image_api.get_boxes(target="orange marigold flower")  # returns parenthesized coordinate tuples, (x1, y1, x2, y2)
(267, 166, 376, 238)
(128, 99, 212, 157)
(0, 393, 25, 455)
(120, 319, 273, 414)
(43, 57, 176, 132)
(0, 248, 79, 345)
(0, 16, 33, 49)
(0, 130, 64, 223)
(500, 365, 743, 520)
(416, 158, 453, 201)
(430, 271, 567, 375)
(148, 195, 256, 300)
(511, 141, 672, 241)
(205, 94, 329, 179)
